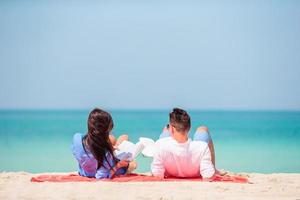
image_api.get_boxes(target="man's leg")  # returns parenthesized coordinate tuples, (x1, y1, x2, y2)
(193, 126, 215, 166)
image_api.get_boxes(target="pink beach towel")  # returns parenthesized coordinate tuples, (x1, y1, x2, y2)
(31, 173, 248, 183)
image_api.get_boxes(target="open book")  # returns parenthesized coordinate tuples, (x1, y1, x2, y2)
(114, 137, 156, 161)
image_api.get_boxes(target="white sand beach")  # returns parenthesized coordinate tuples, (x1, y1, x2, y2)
(0, 172, 300, 200)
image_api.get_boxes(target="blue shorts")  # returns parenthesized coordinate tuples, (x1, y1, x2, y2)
(159, 129, 212, 144)
(193, 130, 212, 143)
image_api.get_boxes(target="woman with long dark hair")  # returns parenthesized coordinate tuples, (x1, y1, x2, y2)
(72, 108, 136, 179)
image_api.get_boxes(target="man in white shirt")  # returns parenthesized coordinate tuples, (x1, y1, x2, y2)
(151, 108, 216, 179)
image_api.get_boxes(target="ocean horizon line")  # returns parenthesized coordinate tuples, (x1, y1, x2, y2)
(0, 108, 300, 113)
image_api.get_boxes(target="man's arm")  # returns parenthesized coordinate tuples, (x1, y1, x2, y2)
(151, 146, 165, 178)
(200, 144, 215, 180)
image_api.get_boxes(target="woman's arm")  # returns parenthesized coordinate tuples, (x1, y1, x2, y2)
(95, 159, 129, 179)
(109, 160, 129, 178)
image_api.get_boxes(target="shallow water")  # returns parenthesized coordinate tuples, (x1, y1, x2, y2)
(0, 110, 299, 173)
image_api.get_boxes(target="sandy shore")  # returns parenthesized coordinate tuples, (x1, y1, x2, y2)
(0, 172, 300, 200)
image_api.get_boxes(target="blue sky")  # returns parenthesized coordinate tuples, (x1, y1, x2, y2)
(0, 0, 300, 110)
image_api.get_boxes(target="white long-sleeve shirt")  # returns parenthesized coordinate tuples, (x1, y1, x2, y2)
(151, 137, 215, 178)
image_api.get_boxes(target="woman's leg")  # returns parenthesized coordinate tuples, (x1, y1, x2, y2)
(109, 134, 117, 146)
(115, 134, 129, 147)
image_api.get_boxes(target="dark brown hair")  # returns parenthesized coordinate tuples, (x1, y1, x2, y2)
(169, 108, 191, 132)
(84, 108, 117, 169)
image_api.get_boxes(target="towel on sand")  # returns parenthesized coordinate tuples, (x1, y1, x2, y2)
(31, 173, 248, 183)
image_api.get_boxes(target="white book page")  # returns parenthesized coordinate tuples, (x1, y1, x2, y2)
(139, 137, 155, 157)
(114, 140, 144, 161)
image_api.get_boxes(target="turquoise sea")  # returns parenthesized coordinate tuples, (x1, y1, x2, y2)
(0, 110, 299, 174)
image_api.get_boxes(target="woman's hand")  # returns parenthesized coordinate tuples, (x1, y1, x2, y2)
(109, 160, 129, 178)
(113, 145, 119, 151)
(116, 160, 129, 169)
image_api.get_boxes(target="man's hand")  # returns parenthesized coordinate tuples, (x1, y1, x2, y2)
(202, 174, 216, 182)
(163, 125, 169, 132)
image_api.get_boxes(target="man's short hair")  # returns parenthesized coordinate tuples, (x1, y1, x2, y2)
(169, 108, 191, 132)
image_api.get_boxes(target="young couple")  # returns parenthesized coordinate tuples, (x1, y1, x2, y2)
(72, 107, 217, 179)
